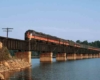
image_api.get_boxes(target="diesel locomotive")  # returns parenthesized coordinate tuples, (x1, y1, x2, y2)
(25, 30, 81, 47)
(24, 30, 100, 51)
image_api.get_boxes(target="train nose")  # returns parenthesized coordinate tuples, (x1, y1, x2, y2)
(30, 33, 32, 36)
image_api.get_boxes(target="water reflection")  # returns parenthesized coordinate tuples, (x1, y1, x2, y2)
(2, 67, 34, 80)
(4, 58, 100, 80)
(8, 67, 38, 80)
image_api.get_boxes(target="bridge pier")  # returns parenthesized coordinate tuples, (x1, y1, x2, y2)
(23, 51, 31, 63)
(85, 54, 87, 59)
(97, 54, 99, 58)
(93, 54, 95, 58)
(98, 54, 99, 58)
(94, 54, 97, 58)
(67, 54, 74, 60)
(56, 53, 66, 61)
(83, 54, 88, 59)
(99, 53, 100, 58)
(15, 51, 31, 64)
(96, 54, 98, 58)
(95, 54, 97, 58)
(88, 54, 92, 58)
(67, 53, 76, 60)
(80, 54, 83, 59)
(73, 53, 77, 60)
(76, 54, 83, 59)
(40, 52, 53, 63)
(92, 54, 95, 58)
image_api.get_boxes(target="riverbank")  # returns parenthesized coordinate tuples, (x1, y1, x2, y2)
(0, 59, 31, 72)
(0, 59, 31, 79)
(0, 42, 31, 79)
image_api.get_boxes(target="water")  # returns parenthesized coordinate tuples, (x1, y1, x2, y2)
(6, 58, 100, 80)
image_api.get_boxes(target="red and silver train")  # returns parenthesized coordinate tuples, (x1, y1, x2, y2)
(0, 29, 98, 51)
(24, 30, 100, 51)
(25, 30, 81, 47)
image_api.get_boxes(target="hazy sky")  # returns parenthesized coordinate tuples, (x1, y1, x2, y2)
(0, 0, 100, 42)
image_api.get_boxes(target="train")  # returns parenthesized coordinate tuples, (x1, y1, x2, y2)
(25, 30, 80, 47)
(25, 30, 100, 51)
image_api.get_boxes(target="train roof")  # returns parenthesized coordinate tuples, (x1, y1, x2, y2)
(25, 29, 100, 51)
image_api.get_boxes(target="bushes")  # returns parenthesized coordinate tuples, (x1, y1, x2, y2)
(0, 47, 12, 61)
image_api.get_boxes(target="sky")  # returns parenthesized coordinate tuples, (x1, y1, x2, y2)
(0, 0, 100, 42)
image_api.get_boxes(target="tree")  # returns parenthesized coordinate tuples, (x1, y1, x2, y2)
(76, 40, 81, 43)
(76, 40, 100, 48)
(81, 40, 88, 45)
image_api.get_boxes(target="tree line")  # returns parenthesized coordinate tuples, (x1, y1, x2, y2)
(76, 40, 100, 48)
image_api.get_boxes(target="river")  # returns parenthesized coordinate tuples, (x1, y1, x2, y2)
(5, 58, 100, 80)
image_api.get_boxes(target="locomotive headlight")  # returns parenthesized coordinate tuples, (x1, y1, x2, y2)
(29, 33, 32, 40)
(30, 33, 32, 36)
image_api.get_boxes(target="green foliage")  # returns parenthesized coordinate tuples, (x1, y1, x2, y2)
(76, 40, 81, 43)
(76, 40, 100, 48)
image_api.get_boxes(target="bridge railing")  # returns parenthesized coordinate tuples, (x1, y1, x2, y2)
(0, 36, 29, 50)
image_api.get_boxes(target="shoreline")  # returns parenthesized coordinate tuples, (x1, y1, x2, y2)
(0, 42, 32, 79)
(0, 59, 31, 79)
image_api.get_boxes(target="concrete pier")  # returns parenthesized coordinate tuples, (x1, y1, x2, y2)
(76, 54, 83, 59)
(67, 54, 74, 60)
(86, 54, 89, 59)
(80, 54, 83, 59)
(67, 53, 77, 60)
(73, 53, 77, 60)
(24, 51, 31, 63)
(98, 53, 100, 58)
(83, 54, 88, 59)
(40, 52, 53, 63)
(92, 54, 95, 58)
(15, 51, 31, 63)
(94, 54, 97, 58)
(96, 54, 98, 58)
(88, 54, 92, 58)
(56, 53, 66, 61)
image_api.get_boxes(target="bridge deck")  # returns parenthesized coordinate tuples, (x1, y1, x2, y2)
(0, 36, 99, 54)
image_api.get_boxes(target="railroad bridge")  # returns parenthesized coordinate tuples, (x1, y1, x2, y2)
(0, 30, 100, 63)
